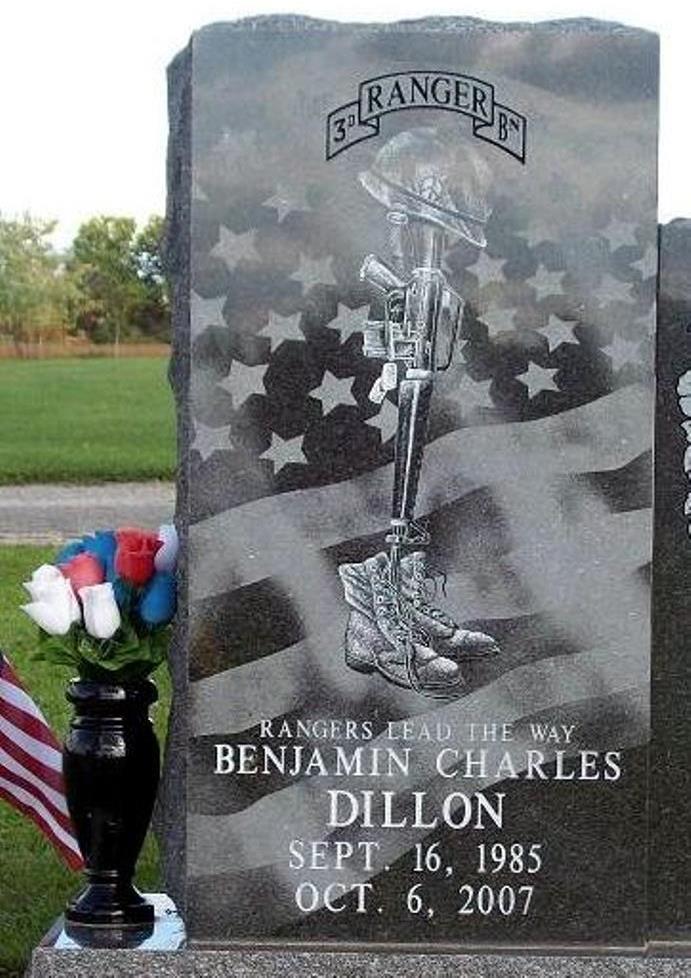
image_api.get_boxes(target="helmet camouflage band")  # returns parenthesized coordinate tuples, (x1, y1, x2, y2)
(359, 127, 493, 248)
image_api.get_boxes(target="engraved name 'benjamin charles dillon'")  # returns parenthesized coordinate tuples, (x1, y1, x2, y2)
(213, 740, 621, 831)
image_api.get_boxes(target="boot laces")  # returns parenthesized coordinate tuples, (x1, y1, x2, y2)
(371, 565, 460, 698)
(408, 560, 450, 622)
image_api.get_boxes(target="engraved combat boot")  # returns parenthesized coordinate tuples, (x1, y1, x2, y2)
(400, 551, 500, 659)
(364, 553, 464, 695)
(338, 558, 384, 675)
(338, 553, 464, 696)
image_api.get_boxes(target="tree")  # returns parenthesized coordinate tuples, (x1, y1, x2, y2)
(69, 215, 169, 347)
(0, 214, 66, 344)
(70, 216, 139, 348)
(130, 216, 169, 342)
(133, 215, 166, 286)
(0, 214, 170, 350)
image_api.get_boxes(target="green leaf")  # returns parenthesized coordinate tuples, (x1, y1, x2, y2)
(30, 619, 171, 685)
(33, 629, 79, 669)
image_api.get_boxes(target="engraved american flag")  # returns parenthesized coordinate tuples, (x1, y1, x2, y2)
(179, 22, 658, 938)
(184, 161, 655, 941)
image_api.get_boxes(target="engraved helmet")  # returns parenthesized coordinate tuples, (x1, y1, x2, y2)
(359, 127, 492, 248)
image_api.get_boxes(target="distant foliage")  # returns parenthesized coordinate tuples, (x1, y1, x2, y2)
(0, 215, 72, 345)
(0, 213, 169, 346)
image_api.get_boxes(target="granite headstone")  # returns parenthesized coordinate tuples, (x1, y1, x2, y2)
(27, 14, 691, 978)
(174, 13, 662, 951)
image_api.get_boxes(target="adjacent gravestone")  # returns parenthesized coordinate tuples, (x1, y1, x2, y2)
(650, 217, 691, 944)
(27, 14, 691, 978)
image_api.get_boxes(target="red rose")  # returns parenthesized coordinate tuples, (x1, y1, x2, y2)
(114, 527, 162, 587)
(60, 553, 105, 593)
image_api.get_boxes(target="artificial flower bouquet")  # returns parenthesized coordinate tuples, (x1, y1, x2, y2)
(21, 525, 178, 683)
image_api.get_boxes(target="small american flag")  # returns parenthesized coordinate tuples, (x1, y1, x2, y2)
(0, 651, 83, 870)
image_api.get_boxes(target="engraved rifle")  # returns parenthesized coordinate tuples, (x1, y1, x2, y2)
(357, 127, 492, 587)
(361, 217, 462, 585)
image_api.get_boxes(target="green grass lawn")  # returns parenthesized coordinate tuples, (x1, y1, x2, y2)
(0, 358, 176, 484)
(0, 546, 171, 978)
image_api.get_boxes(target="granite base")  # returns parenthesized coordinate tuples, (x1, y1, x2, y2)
(25, 895, 691, 978)
(25, 947, 691, 978)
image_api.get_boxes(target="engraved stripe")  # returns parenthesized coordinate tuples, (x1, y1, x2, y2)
(190, 507, 650, 737)
(187, 644, 647, 880)
(189, 385, 650, 602)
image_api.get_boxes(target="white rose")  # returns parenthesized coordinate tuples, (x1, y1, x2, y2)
(79, 582, 121, 640)
(155, 523, 179, 573)
(21, 565, 81, 635)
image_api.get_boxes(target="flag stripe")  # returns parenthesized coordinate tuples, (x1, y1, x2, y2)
(0, 675, 59, 736)
(186, 602, 646, 816)
(0, 778, 82, 869)
(0, 744, 69, 818)
(188, 476, 650, 876)
(187, 637, 648, 879)
(188, 612, 556, 747)
(0, 755, 73, 831)
(0, 670, 58, 735)
(188, 468, 651, 682)
(0, 725, 64, 793)
(190, 506, 651, 737)
(189, 384, 650, 602)
(0, 691, 65, 752)
(0, 714, 62, 770)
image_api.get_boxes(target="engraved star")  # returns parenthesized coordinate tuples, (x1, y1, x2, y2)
(211, 225, 261, 273)
(365, 398, 398, 443)
(310, 370, 358, 415)
(191, 420, 234, 461)
(470, 250, 507, 288)
(539, 315, 579, 353)
(328, 303, 368, 343)
(260, 432, 307, 473)
(262, 183, 311, 222)
(258, 311, 304, 352)
(603, 218, 639, 250)
(632, 246, 657, 279)
(190, 291, 227, 339)
(290, 254, 337, 290)
(603, 334, 641, 371)
(447, 373, 494, 413)
(529, 266, 564, 302)
(217, 360, 267, 406)
(192, 178, 208, 202)
(518, 362, 560, 399)
(596, 274, 634, 305)
(481, 306, 517, 338)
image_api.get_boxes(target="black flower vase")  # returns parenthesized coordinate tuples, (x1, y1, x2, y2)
(63, 679, 159, 927)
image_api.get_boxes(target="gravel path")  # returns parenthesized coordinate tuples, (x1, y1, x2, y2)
(0, 482, 176, 545)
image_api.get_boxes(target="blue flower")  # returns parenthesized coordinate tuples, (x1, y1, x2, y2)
(138, 572, 176, 627)
(55, 539, 85, 564)
(82, 531, 118, 581)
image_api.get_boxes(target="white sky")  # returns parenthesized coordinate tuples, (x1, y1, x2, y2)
(0, 0, 688, 248)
